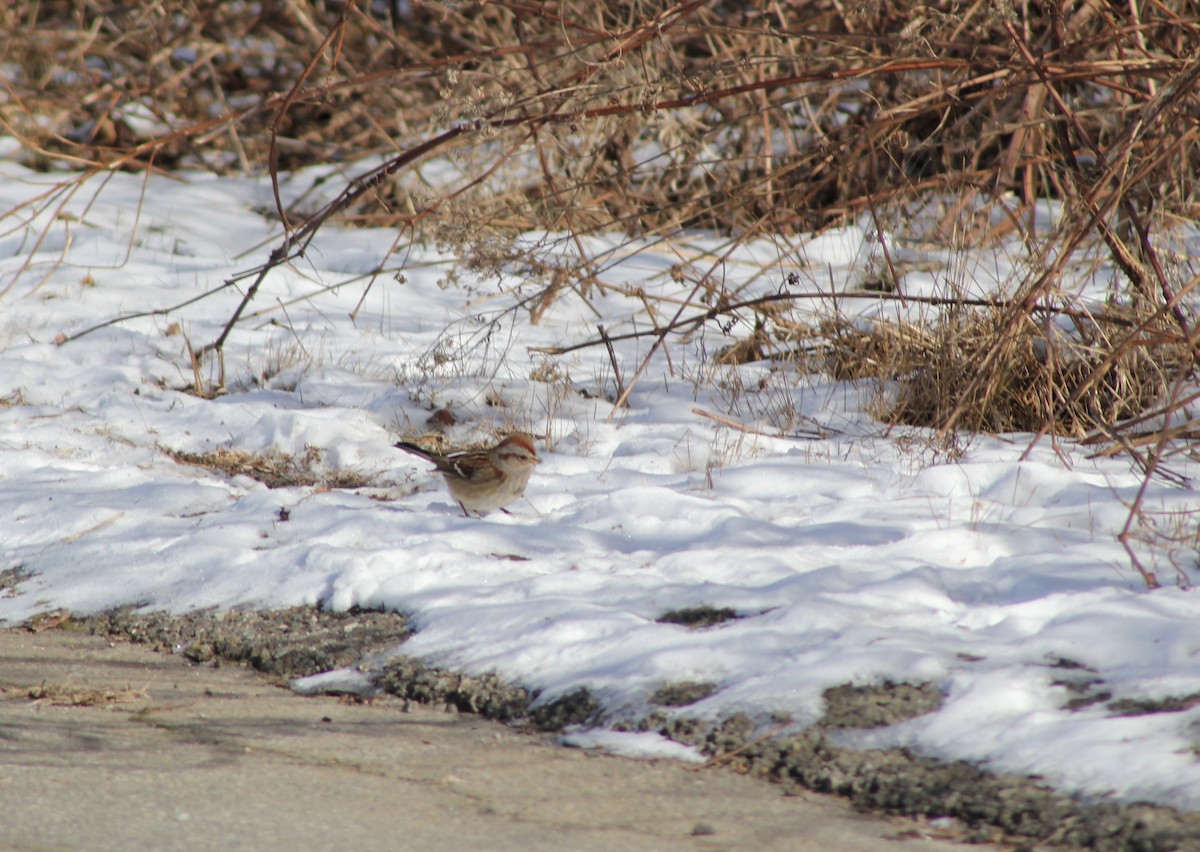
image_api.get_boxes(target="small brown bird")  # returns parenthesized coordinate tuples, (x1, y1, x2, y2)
(394, 434, 541, 517)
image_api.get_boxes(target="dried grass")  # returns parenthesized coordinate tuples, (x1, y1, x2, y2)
(877, 308, 1184, 437)
(7, 1, 1198, 235)
(26, 680, 150, 707)
(163, 446, 372, 490)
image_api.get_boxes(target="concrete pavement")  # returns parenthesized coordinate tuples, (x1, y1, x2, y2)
(0, 628, 981, 851)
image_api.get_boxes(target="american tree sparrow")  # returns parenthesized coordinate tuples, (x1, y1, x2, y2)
(394, 434, 541, 516)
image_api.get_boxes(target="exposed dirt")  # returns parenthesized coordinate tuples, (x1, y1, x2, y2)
(820, 680, 945, 729)
(655, 605, 742, 628)
(71, 605, 412, 679)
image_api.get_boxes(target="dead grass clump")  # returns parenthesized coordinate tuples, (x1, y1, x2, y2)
(163, 446, 372, 490)
(819, 308, 1189, 438)
(813, 318, 940, 383)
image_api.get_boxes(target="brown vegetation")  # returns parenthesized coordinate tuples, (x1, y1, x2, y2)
(163, 445, 373, 490)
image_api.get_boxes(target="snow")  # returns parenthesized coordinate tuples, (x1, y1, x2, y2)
(560, 728, 708, 763)
(2, 156, 1199, 808)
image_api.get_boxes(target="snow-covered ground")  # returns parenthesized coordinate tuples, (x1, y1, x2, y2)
(2, 156, 1199, 809)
